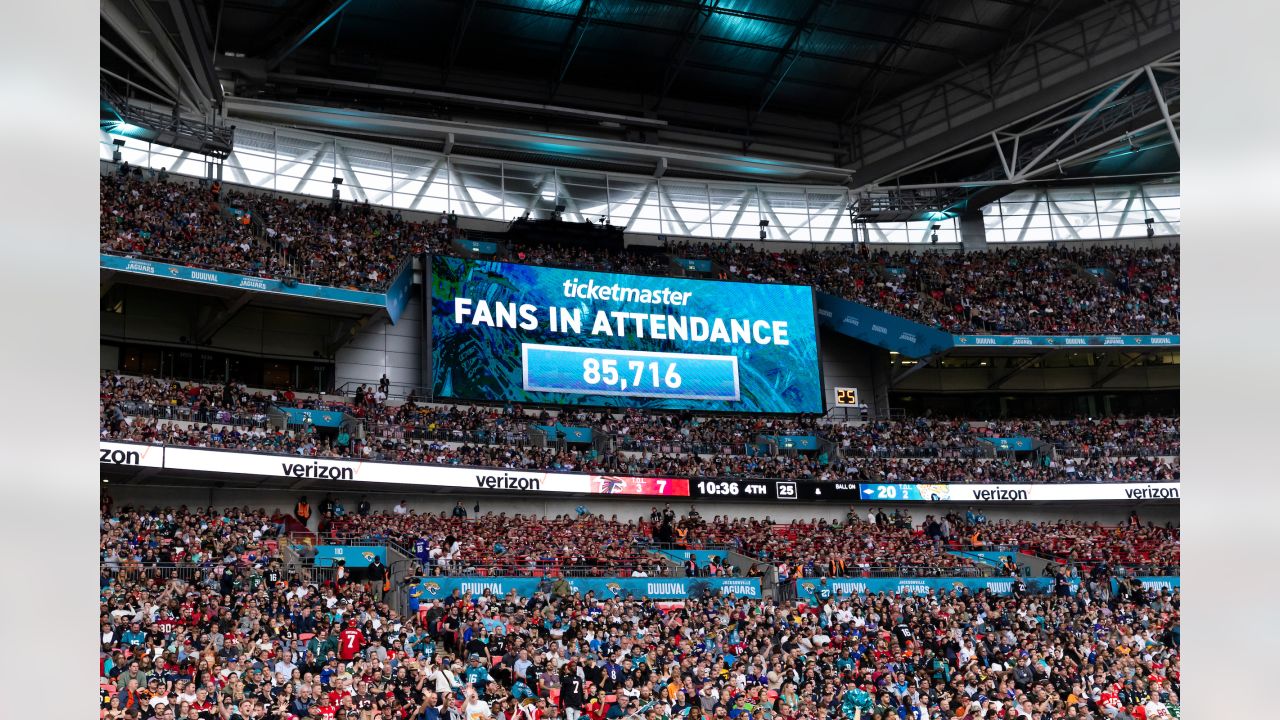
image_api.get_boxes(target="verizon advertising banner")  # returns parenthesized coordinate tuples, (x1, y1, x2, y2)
(857, 482, 1180, 502)
(100, 442, 1177, 502)
(102, 442, 686, 496)
(99, 441, 166, 468)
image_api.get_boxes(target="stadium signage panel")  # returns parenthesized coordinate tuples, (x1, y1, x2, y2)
(801, 482, 862, 501)
(163, 446, 590, 491)
(691, 479, 798, 501)
(952, 334, 1180, 348)
(858, 482, 1180, 502)
(413, 577, 761, 601)
(101, 253, 414, 324)
(793, 575, 1179, 601)
(99, 441, 165, 468)
(429, 256, 823, 413)
(815, 292, 953, 358)
(301, 545, 388, 568)
(99, 443, 1177, 503)
(100, 442, 687, 496)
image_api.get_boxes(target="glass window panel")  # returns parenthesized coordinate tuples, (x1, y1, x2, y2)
(1140, 182, 1180, 197)
(1052, 199, 1097, 214)
(351, 169, 392, 195)
(1093, 185, 1136, 200)
(997, 201, 1036, 217)
(1115, 223, 1151, 238)
(119, 144, 149, 166)
(1047, 187, 1095, 201)
(1000, 189, 1038, 203)
(340, 143, 392, 175)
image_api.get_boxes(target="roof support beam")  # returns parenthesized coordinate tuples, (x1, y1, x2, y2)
(195, 293, 252, 344)
(1143, 65, 1180, 157)
(168, 0, 222, 108)
(632, 0, 958, 54)
(444, 0, 479, 85)
(653, 0, 719, 111)
(1092, 352, 1152, 388)
(101, 0, 208, 113)
(751, 0, 835, 125)
(477, 0, 933, 76)
(264, 0, 353, 71)
(1013, 69, 1141, 179)
(987, 351, 1057, 390)
(892, 354, 940, 384)
(549, 1, 595, 101)
(839, 0, 932, 126)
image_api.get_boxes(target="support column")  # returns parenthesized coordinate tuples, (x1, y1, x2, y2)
(958, 210, 988, 251)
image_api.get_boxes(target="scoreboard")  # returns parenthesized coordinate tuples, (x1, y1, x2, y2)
(429, 256, 823, 414)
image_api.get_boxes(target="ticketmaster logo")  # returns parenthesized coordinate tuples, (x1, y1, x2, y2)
(561, 278, 691, 306)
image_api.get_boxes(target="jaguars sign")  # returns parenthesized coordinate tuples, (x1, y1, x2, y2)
(412, 577, 762, 600)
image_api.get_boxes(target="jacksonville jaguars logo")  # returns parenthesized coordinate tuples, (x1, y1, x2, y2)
(423, 582, 442, 596)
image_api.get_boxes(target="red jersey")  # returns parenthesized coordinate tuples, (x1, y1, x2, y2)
(338, 628, 366, 660)
(317, 704, 338, 720)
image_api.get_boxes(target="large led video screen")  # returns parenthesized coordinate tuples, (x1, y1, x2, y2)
(429, 256, 823, 413)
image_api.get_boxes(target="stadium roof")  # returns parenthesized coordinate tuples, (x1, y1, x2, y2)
(101, 0, 1178, 189)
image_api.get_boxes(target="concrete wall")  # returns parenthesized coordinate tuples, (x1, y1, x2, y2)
(101, 285, 343, 361)
(895, 364, 1180, 392)
(819, 332, 890, 417)
(333, 296, 424, 392)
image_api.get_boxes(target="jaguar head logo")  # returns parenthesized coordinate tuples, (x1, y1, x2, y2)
(423, 582, 442, 596)
(362, 551, 377, 563)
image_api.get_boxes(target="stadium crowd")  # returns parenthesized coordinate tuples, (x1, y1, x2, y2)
(100, 173, 1179, 335)
(100, 373, 1178, 486)
(100, 501, 1180, 720)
